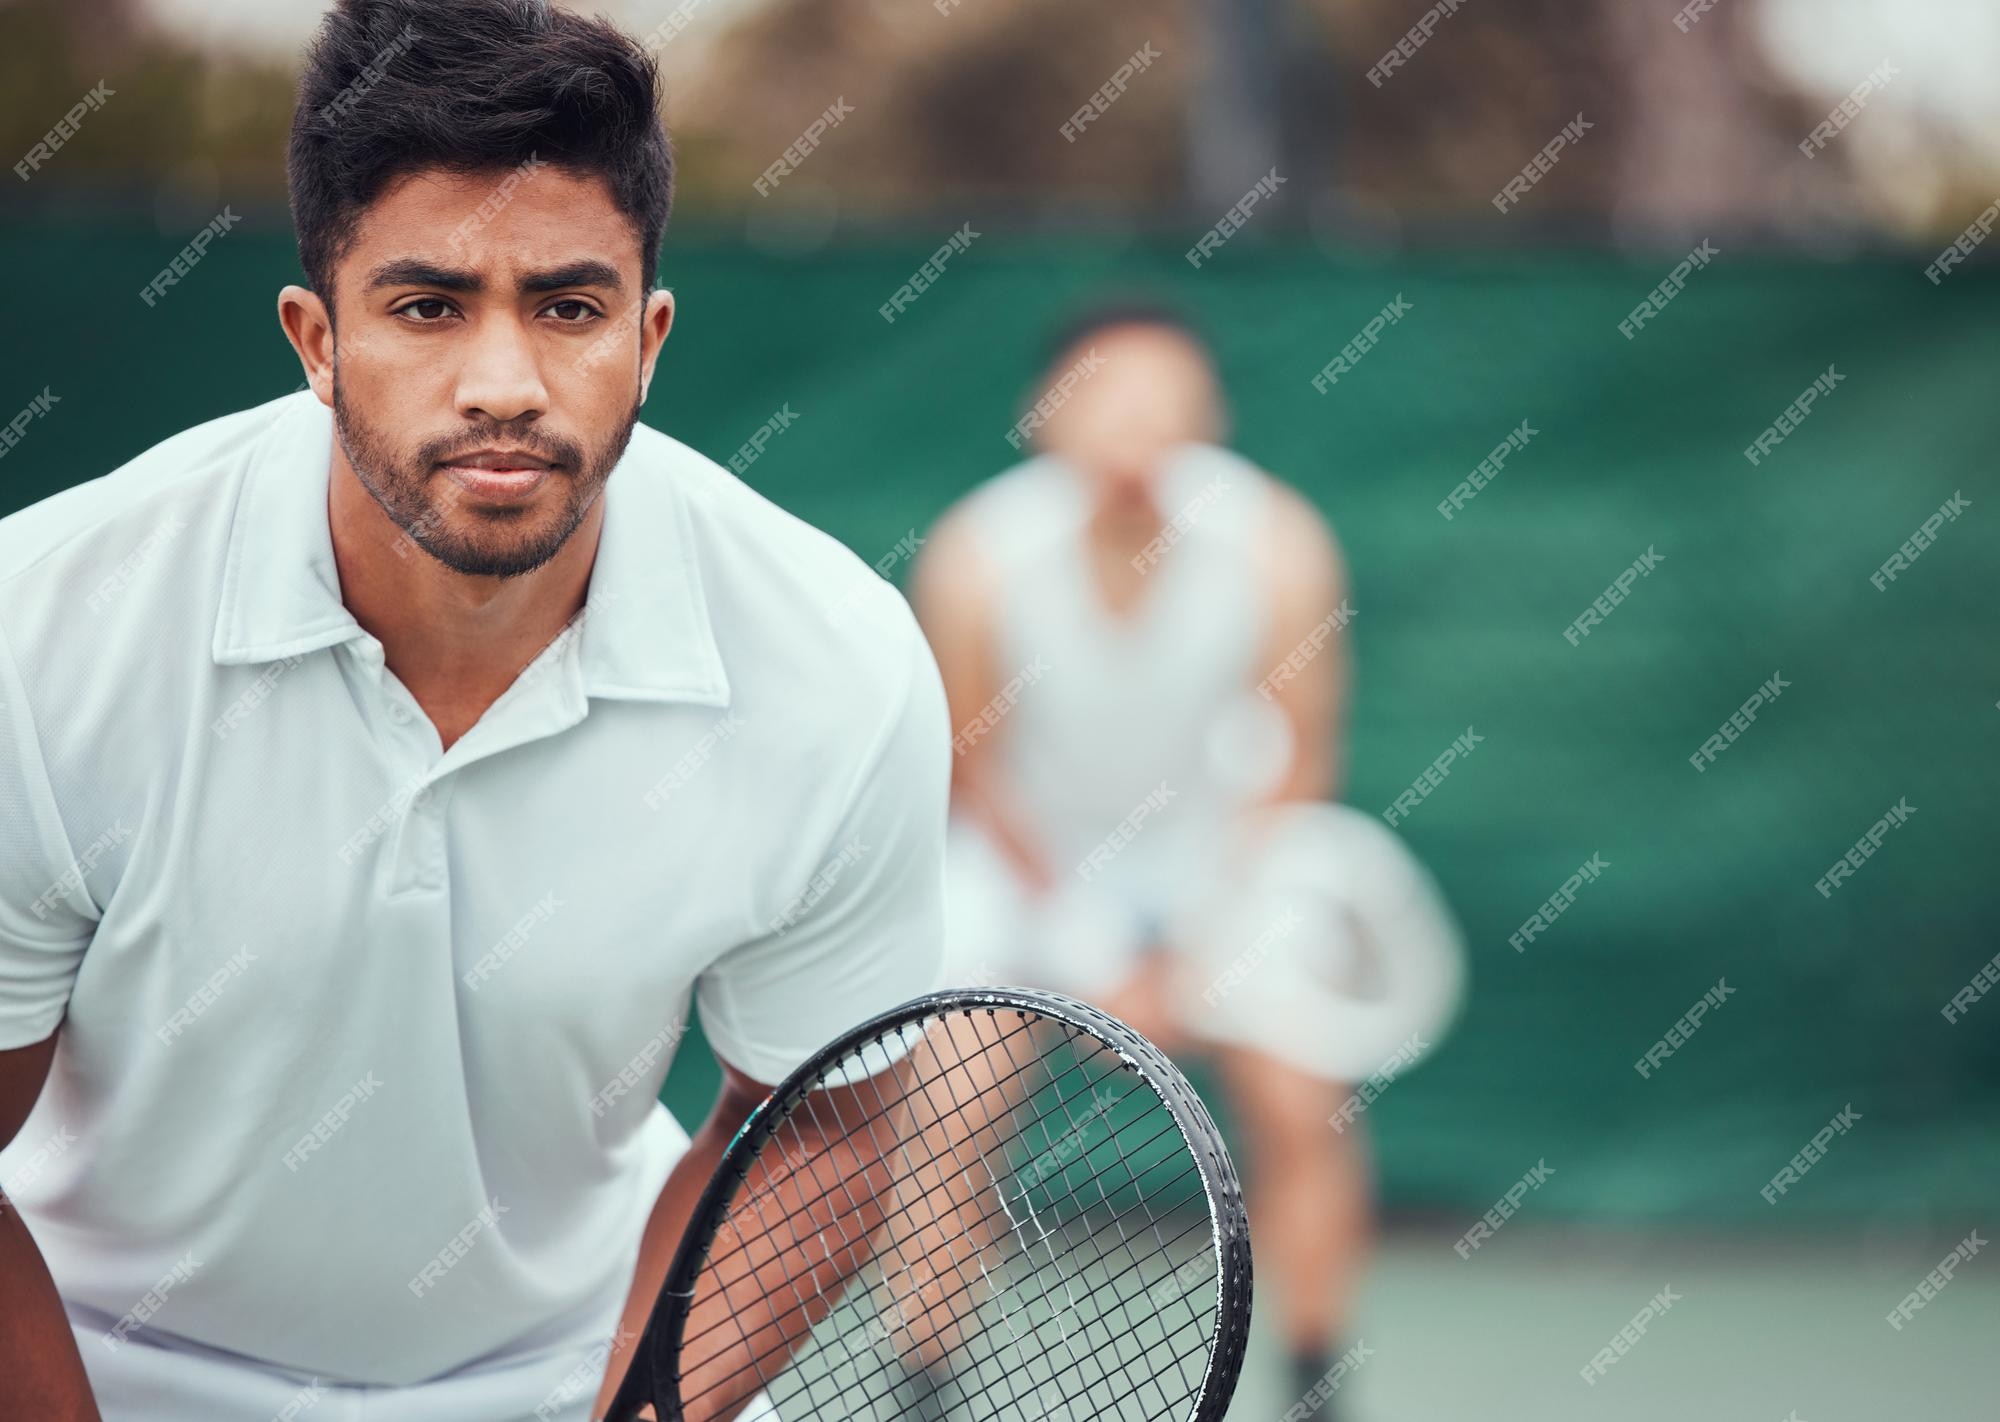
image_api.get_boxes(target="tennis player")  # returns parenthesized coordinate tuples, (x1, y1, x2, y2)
(913, 305, 1465, 1408)
(0, 4, 947, 1419)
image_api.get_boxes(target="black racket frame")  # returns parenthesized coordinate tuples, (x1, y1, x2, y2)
(606, 986, 1252, 1422)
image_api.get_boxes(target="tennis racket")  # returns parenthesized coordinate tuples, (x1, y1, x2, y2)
(604, 986, 1251, 1422)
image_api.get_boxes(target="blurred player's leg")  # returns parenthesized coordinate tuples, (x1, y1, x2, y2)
(1168, 803, 1463, 1409)
(1213, 1044, 1372, 1405)
(1097, 949, 1194, 1059)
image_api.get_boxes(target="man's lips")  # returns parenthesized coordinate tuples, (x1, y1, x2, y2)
(444, 448, 557, 471)
(437, 448, 560, 502)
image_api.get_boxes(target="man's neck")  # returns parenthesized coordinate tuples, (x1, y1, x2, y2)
(1086, 497, 1166, 557)
(326, 457, 603, 749)
(1081, 497, 1168, 619)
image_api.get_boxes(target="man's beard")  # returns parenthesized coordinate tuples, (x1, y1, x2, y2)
(332, 377, 643, 578)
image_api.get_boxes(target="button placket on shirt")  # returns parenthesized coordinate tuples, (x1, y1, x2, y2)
(355, 638, 452, 898)
(387, 710, 449, 897)
(351, 628, 588, 898)
(395, 775, 452, 895)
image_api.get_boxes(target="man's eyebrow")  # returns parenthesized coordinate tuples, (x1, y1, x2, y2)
(361, 259, 626, 295)
(365, 259, 481, 293)
(519, 260, 626, 295)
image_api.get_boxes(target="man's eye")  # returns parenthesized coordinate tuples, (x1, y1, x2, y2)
(546, 300, 601, 323)
(397, 299, 455, 322)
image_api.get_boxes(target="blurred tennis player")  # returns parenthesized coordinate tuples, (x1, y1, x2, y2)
(913, 304, 1464, 1407)
(0, 3, 947, 1419)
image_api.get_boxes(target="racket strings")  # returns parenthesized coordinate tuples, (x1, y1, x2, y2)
(953, 1017, 1211, 1422)
(769, 1143, 1209, 1420)
(680, 1033, 1181, 1364)
(723, 1175, 1213, 1422)
(690, 1039, 924, 1405)
(689, 1044, 1212, 1420)
(676, 1011, 1220, 1422)
(676, 1024, 1046, 1384)
(952, 1015, 1203, 1419)
(683, 1019, 1052, 1306)
(930, 1203, 1217, 1422)
(679, 1036, 1091, 1381)
(681, 1018, 1095, 1315)
(689, 1100, 1209, 1411)
(679, 1035, 1010, 1411)
(774, 1049, 1200, 1422)
(817, 1028, 1211, 1422)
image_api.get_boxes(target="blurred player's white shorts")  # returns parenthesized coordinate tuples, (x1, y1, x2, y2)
(944, 801, 1465, 1082)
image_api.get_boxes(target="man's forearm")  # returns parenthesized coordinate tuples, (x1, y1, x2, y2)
(591, 1119, 736, 1418)
(595, 1069, 919, 1422)
(0, 1199, 101, 1421)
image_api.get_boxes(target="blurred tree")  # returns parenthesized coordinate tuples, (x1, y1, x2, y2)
(663, 0, 1197, 213)
(2, 0, 295, 220)
(2, 0, 1993, 240)
(1186, 0, 1285, 211)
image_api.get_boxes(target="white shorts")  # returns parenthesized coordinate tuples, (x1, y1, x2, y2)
(944, 801, 1466, 1082)
(72, 1296, 625, 1422)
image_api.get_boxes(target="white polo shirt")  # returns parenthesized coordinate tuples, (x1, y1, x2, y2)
(0, 391, 947, 1388)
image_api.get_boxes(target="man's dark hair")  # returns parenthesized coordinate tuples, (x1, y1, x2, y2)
(1042, 298, 1207, 370)
(288, 0, 673, 307)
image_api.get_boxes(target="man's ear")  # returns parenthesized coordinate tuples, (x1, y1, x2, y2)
(637, 287, 676, 405)
(278, 285, 336, 407)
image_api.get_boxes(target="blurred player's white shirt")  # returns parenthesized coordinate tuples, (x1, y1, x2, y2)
(955, 444, 1290, 901)
(943, 444, 1462, 1080)
(0, 391, 948, 1410)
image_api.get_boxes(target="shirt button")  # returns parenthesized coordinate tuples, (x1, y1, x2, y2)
(388, 702, 411, 725)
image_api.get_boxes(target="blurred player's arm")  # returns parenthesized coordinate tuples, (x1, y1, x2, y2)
(0, 1034, 102, 1421)
(910, 511, 1055, 893)
(1254, 485, 1350, 804)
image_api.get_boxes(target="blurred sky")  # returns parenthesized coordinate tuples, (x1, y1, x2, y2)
(1759, 0, 2000, 223)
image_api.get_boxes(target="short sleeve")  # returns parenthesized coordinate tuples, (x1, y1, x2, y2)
(697, 627, 950, 1086)
(0, 619, 95, 1048)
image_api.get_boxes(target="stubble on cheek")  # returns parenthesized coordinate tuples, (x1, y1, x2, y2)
(331, 376, 642, 577)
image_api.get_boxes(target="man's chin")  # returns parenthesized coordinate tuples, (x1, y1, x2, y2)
(406, 518, 574, 578)
(423, 543, 566, 579)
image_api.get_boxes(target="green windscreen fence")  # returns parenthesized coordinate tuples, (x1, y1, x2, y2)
(1, 220, 1993, 1224)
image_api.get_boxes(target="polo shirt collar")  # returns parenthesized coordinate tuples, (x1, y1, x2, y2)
(212, 393, 730, 708)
